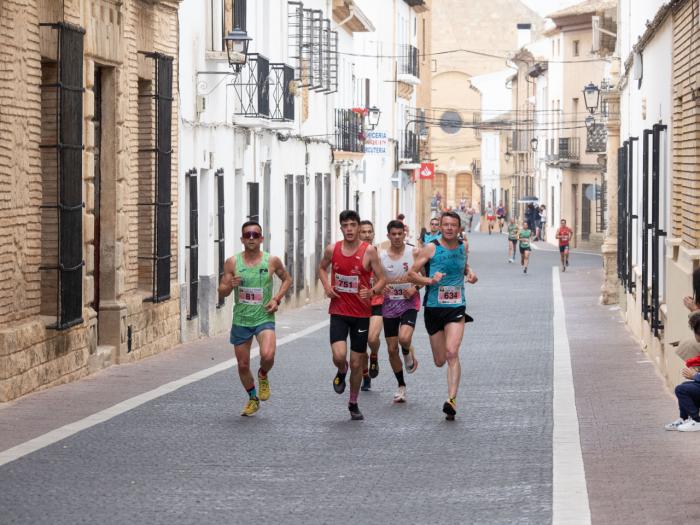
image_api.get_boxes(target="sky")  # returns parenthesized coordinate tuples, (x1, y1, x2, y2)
(520, 0, 582, 17)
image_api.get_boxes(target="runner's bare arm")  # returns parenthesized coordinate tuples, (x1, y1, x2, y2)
(218, 256, 240, 299)
(359, 246, 385, 300)
(318, 243, 339, 299)
(265, 256, 293, 313)
(408, 244, 438, 286)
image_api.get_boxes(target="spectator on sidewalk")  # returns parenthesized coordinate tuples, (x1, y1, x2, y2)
(683, 267, 700, 313)
(666, 312, 700, 432)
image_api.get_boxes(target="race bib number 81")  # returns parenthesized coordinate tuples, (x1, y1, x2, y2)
(438, 286, 462, 305)
(239, 286, 264, 305)
(335, 274, 359, 293)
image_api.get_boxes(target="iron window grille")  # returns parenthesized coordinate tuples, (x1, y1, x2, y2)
(596, 178, 607, 233)
(185, 169, 198, 320)
(214, 168, 225, 308)
(284, 175, 295, 298)
(270, 63, 295, 121)
(586, 123, 607, 152)
(641, 129, 652, 322)
(38, 22, 86, 330)
(323, 173, 331, 249)
(137, 51, 174, 303)
(650, 124, 667, 336)
(233, 53, 270, 118)
(617, 144, 628, 288)
(296, 176, 305, 295)
(399, 44, 420, 78)
(335, 109, 365, 153)
(401, 129, 419, 163)
(287, 2, 337, 92)
(315, 174, 323, 280)
(556, 137, 580, 161)
(626, 136, 638, 295)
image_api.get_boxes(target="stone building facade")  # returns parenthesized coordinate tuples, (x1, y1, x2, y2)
(0, 0, 181, 401)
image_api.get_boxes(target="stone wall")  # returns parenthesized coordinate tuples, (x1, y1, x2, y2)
(0, 0, 182, 402)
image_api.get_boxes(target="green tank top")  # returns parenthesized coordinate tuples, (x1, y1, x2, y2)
(508, 224, 519, 240)
(233, 252, 274, 327)
(519, 229, 531, 248)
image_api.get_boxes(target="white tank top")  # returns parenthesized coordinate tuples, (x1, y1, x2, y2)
(380, 246, 414, 282)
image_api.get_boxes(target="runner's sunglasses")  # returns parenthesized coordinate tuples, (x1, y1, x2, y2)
(242, 231, 262, 239)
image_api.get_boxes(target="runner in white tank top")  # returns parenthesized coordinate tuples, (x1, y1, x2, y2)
(380, 220, 423, 403)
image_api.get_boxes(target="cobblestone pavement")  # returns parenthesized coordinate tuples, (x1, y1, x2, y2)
(0, 233, 687, 524)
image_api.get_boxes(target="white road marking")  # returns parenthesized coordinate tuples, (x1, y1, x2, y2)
(0, 319, 329, 468)
(552, 267, 591, 524)
(531, 242, 602, 257)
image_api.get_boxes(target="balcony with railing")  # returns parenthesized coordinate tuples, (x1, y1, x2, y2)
(398, 44, 420, 85)
(233, 53, 270, 119)
(400, 129, 419, 166)
(546, 137, 581, 163)
(334, 109, 365, 154)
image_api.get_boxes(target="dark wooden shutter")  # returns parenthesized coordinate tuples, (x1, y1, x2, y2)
(186, 169, 198, 319)
(215, 169, 225, 308)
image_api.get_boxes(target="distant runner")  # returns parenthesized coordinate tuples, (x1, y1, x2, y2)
(485, 202, 495, 235)
(556, 219, 574, 272)
(518, 219, 532, 274)
(218, 221, 293, 417)
(496, 202, 506, 233)
(507, 217, 519, 263)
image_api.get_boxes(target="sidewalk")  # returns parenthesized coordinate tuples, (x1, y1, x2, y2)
(563, 265, 700, 524)
(0, 301, 328, 451)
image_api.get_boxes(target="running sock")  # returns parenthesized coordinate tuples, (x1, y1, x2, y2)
(401, 346, 410, 356)
(258, 367, 268, 378)
(369, 355, 378, 363)
(395, 370, 406, 387)
(246, 386, 258, 400)
(349, 391, 359, 404)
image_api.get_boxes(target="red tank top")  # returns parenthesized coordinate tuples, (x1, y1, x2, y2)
(558, 227, 571, 246)
(329, 241, 372, 317)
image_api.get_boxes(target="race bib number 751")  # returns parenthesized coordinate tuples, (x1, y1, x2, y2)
(334, 273, 359, 293)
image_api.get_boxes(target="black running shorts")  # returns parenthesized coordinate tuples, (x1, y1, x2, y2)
(330, 315, 370, 353)
(371, 304, 383, 317)
(424, 306, 473, 336)
(383, 309, 418, 338)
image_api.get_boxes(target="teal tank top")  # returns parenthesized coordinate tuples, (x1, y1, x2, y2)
(425, 241, 467, 308)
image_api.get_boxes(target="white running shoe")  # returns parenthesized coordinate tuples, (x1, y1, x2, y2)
(665, 418, 687, 431)
(507, 258, 512, 263)
(393, 386, 407, 403)
(403, 347, 418, 374)
(678, 419, 700, 432)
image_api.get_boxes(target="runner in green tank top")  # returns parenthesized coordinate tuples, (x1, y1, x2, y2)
(517, 220, 532, 274)
(219, 221, 293, 417)
(507, 217, 519, 263)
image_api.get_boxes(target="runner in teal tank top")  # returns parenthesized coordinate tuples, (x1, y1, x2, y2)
(219, 221, 292, 417)
(409, 211, 478, 421)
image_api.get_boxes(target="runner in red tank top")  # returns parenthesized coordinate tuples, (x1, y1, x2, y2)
(319, 210, 385, 421)
(555, 218, 574, 272)
(359, 220, 383, 391)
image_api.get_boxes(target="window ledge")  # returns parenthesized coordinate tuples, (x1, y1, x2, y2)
(205, 51, 228, 62)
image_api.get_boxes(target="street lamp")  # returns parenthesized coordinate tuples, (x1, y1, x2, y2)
(585, 114, 595, 130)
(582, 82, 600, 114)
(530, 137, 538, 152)
(367, 106, 381, 130)
(223, 1, 252, 74)
(504, 150, 512, 162)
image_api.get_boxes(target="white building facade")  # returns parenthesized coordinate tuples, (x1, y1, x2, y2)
(178, 0, 426, 341)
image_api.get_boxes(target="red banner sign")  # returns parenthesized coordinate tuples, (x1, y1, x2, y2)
(419, 162, 435, 180)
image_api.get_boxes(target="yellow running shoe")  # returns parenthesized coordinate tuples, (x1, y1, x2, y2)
(258, 375, 270, 401)
(241, 398, 260, 417)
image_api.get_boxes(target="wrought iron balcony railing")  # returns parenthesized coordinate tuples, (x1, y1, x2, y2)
(399, 44, 419, 78)
(546, 137, 581, 161)
(233, 53, 270, 118)
(401, 130, 419, 163)
(270, 63, 295, 122)
(335, 109, 364, 153)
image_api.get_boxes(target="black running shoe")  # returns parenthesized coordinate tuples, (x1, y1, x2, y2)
(369, 358, 379, 379)
(349, 403, 364, 421)
(361, 375, 371, 391)
(333, 370, 346, 394)
(443, 399, 456, 421)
